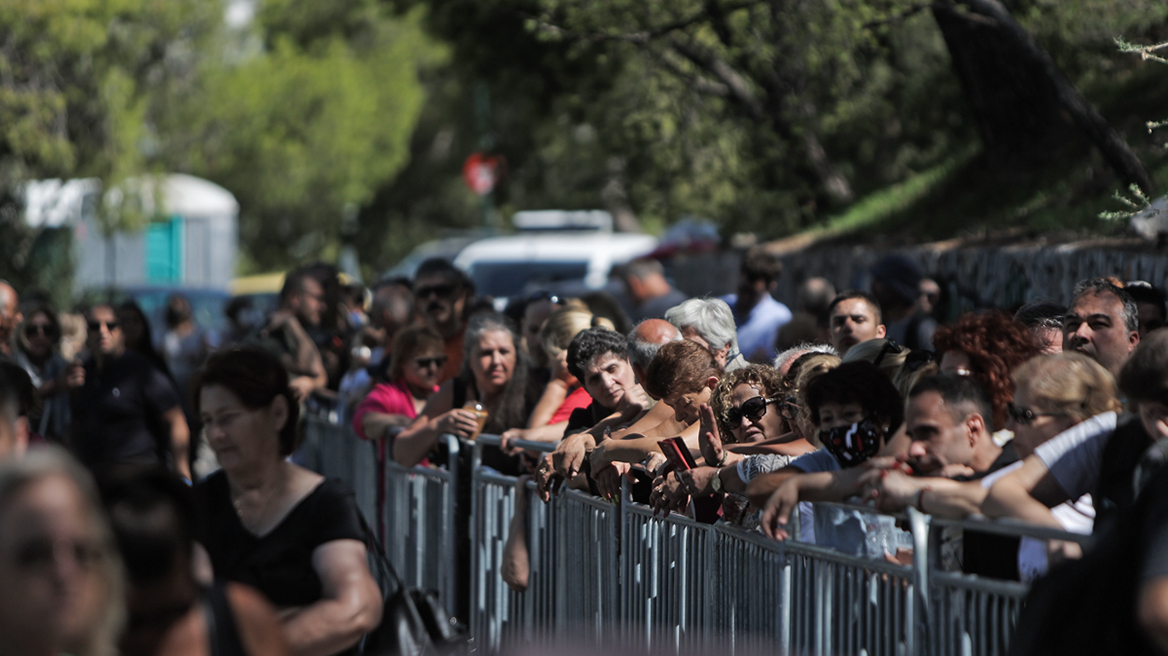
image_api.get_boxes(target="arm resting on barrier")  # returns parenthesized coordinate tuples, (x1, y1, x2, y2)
(746, 465, 802, 508)
(501, 421, 569, 453)
(280, 540, 383, 656)
(362, 412, 414, 441)
(393, 382, 480, 467)
(981, 455, 1071, 529)
(859, 467, 985, 518)
(760, 468, 870, 539)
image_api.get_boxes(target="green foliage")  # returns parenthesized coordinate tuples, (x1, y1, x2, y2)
(156, 3, 439, 270)
(0, 0, 218, 300)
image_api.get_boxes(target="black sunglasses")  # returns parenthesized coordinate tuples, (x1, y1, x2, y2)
(87, 319, 119, 332)
(24, 323, 57, 338)
(1007, 402, 1065, 426)
(413, 356, 448, 369)
(415, 283, 458, 300)
(725, 396, 777, 426)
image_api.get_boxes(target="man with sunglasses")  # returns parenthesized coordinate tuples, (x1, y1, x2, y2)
(0, 280, 21, 359)
(70, 305, 190, 481)
(413, 259, 474, 383)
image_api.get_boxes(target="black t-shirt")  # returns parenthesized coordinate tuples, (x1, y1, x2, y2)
(958, 442, 1021, 581)
(1094, 416, 1152, 536)
(195, 471, 364, 608)
(70, 350, 181, 470)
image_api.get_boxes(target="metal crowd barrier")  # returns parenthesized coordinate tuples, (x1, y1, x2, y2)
(301, 419, 1084, 656)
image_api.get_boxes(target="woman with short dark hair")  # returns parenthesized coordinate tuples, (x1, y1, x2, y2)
(192, 347, 382, 656)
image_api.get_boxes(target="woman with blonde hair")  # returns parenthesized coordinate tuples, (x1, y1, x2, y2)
(0, 448, 124, 656)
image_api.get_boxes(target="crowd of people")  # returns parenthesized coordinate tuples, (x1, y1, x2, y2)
(2, 243, 1168, 654)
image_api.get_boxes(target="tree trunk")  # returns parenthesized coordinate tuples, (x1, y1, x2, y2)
(933, 0, 1154, 193)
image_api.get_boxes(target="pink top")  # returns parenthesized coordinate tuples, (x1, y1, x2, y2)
(550, 386, 593, 425)
(352, 377, 421, 441)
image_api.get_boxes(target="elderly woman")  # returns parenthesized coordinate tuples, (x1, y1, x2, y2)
(395, 312, 533, 474)
(13, 304, 83, 441)
(0, 448, 124, 656)
(674, 365, 816, 500)
(193, 348, 382, 656)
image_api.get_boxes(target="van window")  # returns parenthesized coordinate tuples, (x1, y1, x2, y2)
(468, 261, 589, 298)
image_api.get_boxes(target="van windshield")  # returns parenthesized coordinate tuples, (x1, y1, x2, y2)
(468, 261, 590, 298)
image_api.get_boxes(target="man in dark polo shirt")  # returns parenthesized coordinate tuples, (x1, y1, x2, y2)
(71, 304, 191, 479)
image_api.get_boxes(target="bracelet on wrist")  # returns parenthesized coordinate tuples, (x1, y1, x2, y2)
(914, 486, 932, 512)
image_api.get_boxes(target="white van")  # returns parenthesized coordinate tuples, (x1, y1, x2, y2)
(452, 210, 657, 305)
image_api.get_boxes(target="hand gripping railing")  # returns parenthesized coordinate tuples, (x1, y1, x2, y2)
(301, 418, 1091, 656)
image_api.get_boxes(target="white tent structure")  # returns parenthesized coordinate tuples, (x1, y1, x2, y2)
(24, 174, 239, 292)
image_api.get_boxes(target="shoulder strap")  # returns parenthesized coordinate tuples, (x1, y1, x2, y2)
(357, 511, 404, 593)
(202, 583, 247, 656)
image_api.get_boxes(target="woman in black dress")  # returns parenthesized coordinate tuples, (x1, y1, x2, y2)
(192, 348, 381, 656)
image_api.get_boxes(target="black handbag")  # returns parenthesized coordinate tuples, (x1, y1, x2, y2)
(358, 515, 468, 656)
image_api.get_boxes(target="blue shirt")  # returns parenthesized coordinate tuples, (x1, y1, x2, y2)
(722, 293, 792, 362)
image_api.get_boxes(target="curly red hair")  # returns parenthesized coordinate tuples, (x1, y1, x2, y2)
(932, 311, 1041, 429)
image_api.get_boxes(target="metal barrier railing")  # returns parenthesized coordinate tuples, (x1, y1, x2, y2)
(301, 419, 1084, 656)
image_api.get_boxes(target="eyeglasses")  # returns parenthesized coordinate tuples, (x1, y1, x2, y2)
(87, 319, 119, 332)
(24, 323, 57, 338)
(1007, 402, 1065, 426)
(9, 537, 104, 574)
(415, 283, 458, 300)
(413, 356, 448, 369)
(725, 396, 778, 425)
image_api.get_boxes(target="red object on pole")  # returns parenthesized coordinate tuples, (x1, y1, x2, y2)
(462, 152, 504, 195)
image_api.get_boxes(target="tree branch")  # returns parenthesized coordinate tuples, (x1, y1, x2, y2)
(668, 37, 765, 121)
(526, 1, 758, 46)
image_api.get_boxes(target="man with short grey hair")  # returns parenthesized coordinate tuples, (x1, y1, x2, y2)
(665, 297, 747, 371)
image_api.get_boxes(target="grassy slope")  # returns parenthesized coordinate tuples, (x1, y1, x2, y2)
(802, 61, 1168, 246)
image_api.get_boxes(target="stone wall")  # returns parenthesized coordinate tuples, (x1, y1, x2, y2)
(769, 237, 1168, 320)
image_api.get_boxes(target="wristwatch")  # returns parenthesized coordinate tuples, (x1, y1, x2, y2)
(711, 466, 724, 493)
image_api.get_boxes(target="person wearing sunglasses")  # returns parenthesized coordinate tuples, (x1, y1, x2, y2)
(353, 326, 447, 477)
(13, 304, 83, 443)
(70, 305, 191, 481)
(412, 259, 475, 384)
(666, 365, 817, 526)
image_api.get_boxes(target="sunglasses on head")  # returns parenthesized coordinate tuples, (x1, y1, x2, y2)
(24, 323, 56, 338)
(87, 319, 118, 332)
(415, 283, 458, 300)
(725, 396, 777, 426)
(1007, 402, 1065, 426)
(413, 356, 448, 369)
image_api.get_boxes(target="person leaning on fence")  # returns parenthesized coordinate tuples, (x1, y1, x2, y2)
(593, 339, 723, 503)
(757, 361, 906, 557)
(860, 353, 1116, 582)
(498, 308, 612, 453)
(394, 312, 534, 475)
(670, 364, 817, 527)
(983, 327, 1168, 543)
(192, 348, 382, 656)
(534, 327, 653, 502)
